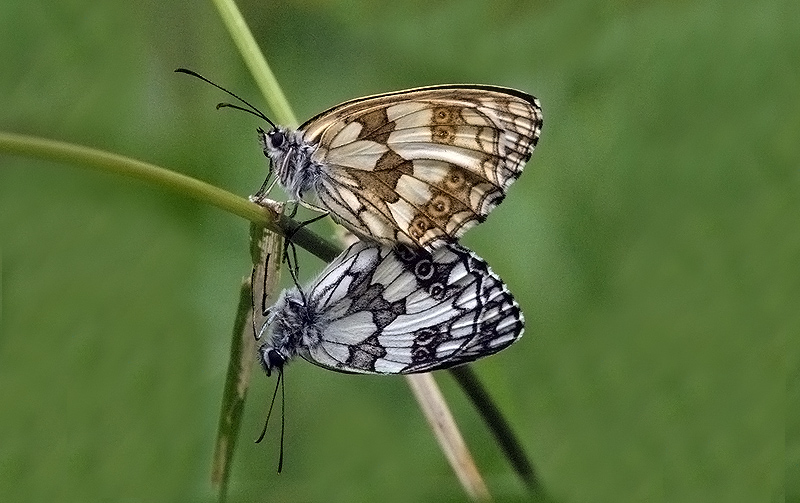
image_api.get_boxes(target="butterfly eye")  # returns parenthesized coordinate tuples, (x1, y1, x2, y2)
(261, 348, 286, 377)
(268, 130, 286, 149)
(259, 346, 286, 376)
(267, 349, 285, 369)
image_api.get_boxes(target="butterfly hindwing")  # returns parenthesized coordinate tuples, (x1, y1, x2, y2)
(260, 241, 524, 375)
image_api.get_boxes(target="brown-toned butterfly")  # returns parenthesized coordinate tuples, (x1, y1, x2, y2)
(177, 69, 543, 250)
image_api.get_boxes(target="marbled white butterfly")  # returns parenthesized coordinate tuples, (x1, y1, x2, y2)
(252, 240, 524, 376)
(255, 86, 543, 251)
(175, 69, 542, 251)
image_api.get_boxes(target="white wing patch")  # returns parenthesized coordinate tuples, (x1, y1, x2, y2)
(324, 140, 388, 169)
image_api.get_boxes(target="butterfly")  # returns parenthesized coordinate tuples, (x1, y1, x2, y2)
(175, 69, 542, 250)
(254, 85, 543, 251)
(251, 240, 524, 376)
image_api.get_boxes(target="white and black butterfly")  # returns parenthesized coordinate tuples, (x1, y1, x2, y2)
(176, 69, 542, 251)
(252, 240, 524, 376)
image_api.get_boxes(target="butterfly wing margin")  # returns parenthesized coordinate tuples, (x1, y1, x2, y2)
(301, 243, 524, 374)
(388, 244, 524, 374)
(301, 86, 543, 250)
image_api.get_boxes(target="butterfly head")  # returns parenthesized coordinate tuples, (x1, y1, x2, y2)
(257, 127, 320, 201)
(258, 288, 322, 376)
(257, 126, 291, 157)
(258, 345, 286, 377)
(257, 292, 293, 377)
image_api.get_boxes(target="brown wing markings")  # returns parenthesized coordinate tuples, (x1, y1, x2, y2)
(352, 107, 396, 144)
(317, 165, 421, 247)
(368, 155, 484, 246)
(320, 135, 518, 244)
(386, 125, 504, 162)
(315, 178, 364, 228)
(382, 104, 535, 180)
(341, 155, 504, 247)
(431, 124, 458, 145)
(319, 185, 405, 245)
(342, 95, 531, 133)
(346, 160, 407, 206)
(301, 88, 542, 247)
(300, 87, 541, 146)
(465, 103, 536, 180)
(366, 145, 508, 239)
(343, 164, 448, 246)
(430, 106, 468, 126)
(400, 96, 538, 133)
(339, 163, 454, 248)
(397, 161, 497, 226)
(345, 148, 474, 232)
(317, 174, 413, 248)
(315, 96, 540, 180)
(428, 163, 508, 232)
(406, 145, 509, 188)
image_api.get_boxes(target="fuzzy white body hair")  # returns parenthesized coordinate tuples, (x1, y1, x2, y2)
(259, 127, 322, 201)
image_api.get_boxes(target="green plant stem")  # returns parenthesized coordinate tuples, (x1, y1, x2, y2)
(212, 224, 287, 501)
(450, 366, 543, 496)
(0, 132, 262, 221)
(211, 277, 256, 503)
(210, 0, 298, 127)
(0, 132, 340, 262)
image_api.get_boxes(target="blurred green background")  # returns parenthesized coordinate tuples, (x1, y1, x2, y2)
(0, 0, 790, 501)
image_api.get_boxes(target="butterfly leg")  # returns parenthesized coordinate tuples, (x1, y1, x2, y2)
(282, 239, 302, 291)
(250, 172, 279, 204)
(283, 200, 299, 219)
(250, 251, 274, 341)
(279, 210, 329, 303)
(295, 198, 330, 215)
(284, 211, 329, 243)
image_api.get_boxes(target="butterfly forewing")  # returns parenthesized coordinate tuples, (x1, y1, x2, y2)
(260, 241, 524, 375)
(261, 85, 542, 250)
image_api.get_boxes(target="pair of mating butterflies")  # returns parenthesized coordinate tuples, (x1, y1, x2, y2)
(251, 84, 542, 376)
(179, 70, 542, 376)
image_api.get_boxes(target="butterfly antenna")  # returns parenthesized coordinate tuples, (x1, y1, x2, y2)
(278, 368, 286, 473)
(174, 68, 276, 128)
(216, 102, 273, 123)
(255, 367, 282, 444)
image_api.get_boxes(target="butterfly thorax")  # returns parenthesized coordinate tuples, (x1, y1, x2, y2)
(259, 127, 322, 201)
